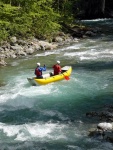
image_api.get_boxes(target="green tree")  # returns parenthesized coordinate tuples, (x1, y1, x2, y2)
(0, 0, 61, 41)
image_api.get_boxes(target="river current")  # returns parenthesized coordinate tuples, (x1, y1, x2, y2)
(0, 19, 113, 150)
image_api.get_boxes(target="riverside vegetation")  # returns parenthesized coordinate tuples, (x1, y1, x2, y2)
(0, 0, 113, 43)
(0, 0, 107, 66)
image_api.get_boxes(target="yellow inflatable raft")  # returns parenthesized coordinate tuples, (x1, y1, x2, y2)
(27, 66, 72, 86)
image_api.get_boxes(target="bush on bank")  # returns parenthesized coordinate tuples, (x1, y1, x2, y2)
(0, 1, 61, 43)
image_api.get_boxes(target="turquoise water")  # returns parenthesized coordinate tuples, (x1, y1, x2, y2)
(0, 19, 113, 149)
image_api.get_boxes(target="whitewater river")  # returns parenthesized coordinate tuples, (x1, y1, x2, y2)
(0, 19, 113, 150)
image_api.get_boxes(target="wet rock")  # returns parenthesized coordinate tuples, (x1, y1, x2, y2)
(85, 31, 96, 36)
(86, 107, 113, 121)
(105, 132, 113, 143)
(89, 126, 113, 143)
(88, 128, 99, 137)
(88, 121, 113, 143)
(86, 111, 98, 117)
(97, 122, 112, 131)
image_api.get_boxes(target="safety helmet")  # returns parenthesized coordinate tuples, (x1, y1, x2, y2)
(57, 61, 60, 64)
(37, 62, 40, 66)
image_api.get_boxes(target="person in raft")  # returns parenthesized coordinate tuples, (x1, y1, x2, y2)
(53, 61, 61, 75)
(35, 62, 46, 78)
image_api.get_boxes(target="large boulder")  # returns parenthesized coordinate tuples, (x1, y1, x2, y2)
(54, 36, 63, 42)
(38, 41, 58, 50)
(30, 42, 41, 51)
(97, 122, 112, 131)
(11, 44, 23, 51)
(16, 50, 27, 56)
(26, 47, 35, 55)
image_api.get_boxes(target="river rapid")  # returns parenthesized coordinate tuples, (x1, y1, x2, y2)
(0, 19, 113, 150)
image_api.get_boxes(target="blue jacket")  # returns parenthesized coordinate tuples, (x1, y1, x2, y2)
(35, 66, 46, 77)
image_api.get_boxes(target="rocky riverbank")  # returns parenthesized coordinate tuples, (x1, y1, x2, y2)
(0, 34, 74, 66)
(0, 26, 101, 66)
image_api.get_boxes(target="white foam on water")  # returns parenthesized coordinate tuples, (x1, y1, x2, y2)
(0, 72, 63, 109)
(64, 48, 113, 61)
(0, 75, 27, 104)
(67, 145, 82, 150)
(33, 42, 113, 63)
(58, 44, 82, 52)
(35, 51, 60, 56)
(41, 110, 69, 121)
(80, 56, 97, 61)
(81, 18, 112, 22)
(34, 44, 82, 57)
(101, 84, 108, 89)
(11, 61, 20, 66)
(64, 51, 88, 57)
(0, 122, 69, 142)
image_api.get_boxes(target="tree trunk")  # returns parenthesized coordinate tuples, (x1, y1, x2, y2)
(101, 0, 105, 14)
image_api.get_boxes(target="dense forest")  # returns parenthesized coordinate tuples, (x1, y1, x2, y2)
(0, 0, 113, 42)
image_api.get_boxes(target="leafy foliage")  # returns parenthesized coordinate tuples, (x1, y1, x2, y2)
(0, 0, 62, 41)
(0, 0, 87, 42)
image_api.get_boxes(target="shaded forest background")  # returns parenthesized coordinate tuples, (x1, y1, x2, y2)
(0, 0, 113, 42)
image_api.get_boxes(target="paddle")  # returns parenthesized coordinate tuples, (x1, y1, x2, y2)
(64, 75, 70, 80)
(62, 72, 70, 80)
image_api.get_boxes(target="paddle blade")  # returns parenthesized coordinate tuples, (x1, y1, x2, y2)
(64, 76, 70, 80)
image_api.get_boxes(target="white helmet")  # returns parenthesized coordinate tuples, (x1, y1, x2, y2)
(57, 60, 60, 64)
(37, 62, 40, 66)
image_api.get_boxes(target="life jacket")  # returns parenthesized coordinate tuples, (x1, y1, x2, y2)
(53, 64, 61, 75)
(35, 67, 42, 76)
